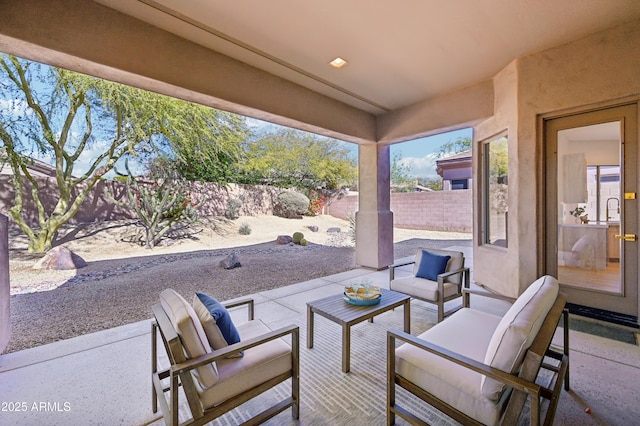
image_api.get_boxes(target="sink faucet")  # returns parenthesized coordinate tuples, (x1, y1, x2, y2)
(606, 197, 620, 221)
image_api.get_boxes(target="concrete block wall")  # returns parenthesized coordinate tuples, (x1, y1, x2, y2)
(327, 189, 472, 233)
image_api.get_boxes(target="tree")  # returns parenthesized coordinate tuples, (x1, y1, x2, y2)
(0, 55, 244, 252)
(239, 128, 357, 190)
(437, 136, 472, 158)
(390, 151, 413, 190)
(417, 176, 443, 191)
(110, 161, 200, 249)
(156, 108, 248, 183)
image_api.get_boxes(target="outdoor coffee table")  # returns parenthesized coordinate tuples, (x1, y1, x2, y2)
(306, 288, 411, 373)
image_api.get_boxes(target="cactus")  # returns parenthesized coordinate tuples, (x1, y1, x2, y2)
(299, 238, 308, 246)
(292, 232, 304, 244)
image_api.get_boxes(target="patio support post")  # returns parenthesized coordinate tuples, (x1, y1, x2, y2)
(356, 144, 394, 269)
(0, 214, 10, 353)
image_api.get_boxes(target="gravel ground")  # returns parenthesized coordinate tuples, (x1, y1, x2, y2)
(4, 216, 471, 353)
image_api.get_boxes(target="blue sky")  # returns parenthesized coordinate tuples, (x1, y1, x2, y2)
(390, 128, 473, 179)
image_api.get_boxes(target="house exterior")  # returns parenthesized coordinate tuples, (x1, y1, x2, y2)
(0, 1, 639, 328)
(436, 150, 472, 191)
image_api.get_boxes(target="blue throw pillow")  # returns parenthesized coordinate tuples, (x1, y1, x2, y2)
(415, 250, 451, 281)
(195, 292, 241, 345)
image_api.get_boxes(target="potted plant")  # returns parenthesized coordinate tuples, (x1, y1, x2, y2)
(570, 206, 587, 223)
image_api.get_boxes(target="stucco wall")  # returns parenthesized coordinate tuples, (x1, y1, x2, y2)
(0, 214, 9, 354)
(473, 18, 640, 297)
(327, 190, 472, 233)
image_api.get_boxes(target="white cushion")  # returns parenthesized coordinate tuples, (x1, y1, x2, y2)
(160, 289, 219, 387)
(199, 319, 292, 408)
(412, 248, 464, 285)
(395, 308, 507, 426)
(481, 275, 559, 400)
(390, 275, 459, 302)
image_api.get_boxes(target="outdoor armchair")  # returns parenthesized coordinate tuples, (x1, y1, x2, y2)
(389, 248, 469, 322)
(151, 289, 299, 426)
(387, 275, 570, 425)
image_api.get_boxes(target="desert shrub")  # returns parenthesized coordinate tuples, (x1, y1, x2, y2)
(113, 173, 200, 249)
(273, 191, 310, 218)
(299, 238, 308, 246)
(238, 223, 251, 235)
(305, 189, 326, 216)
(225, 197, 242, 220)
(292, 232, 304, 244)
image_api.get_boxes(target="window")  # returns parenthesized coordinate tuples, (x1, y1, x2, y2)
(451, 179, 469, 190)
(482, 133, 508, 247)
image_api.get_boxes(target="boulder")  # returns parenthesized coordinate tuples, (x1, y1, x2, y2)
(220, 253, 241, 269)
(33, 246, 87, 270)
(276, 235, 293, 245)
(327, 227, 341, 234)
(308, 225, 319, 232)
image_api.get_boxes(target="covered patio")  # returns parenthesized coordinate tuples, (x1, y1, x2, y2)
(1, 246, 639, 425)
(2, 1, 640, 425)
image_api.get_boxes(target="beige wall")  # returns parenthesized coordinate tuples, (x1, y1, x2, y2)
(0, 215, 9, 353)
(473, 19, 640, 297)
(0, 0, 376, 145)
(327, 190, 472, 233)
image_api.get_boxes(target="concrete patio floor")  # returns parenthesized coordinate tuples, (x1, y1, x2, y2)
(1, 246, 639, 425)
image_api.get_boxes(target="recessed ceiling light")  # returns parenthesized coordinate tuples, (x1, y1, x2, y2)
(329, 57, 348, 68)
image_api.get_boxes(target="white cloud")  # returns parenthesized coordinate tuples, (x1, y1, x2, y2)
(0, 98, 31, 118)
(399, 153, 440, 179)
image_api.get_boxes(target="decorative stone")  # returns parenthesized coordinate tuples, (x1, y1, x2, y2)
(308, 225, 319, 232)
(220, 253, 241, 269)
(276, 235, 293, 244)
(33, 246, 87, 270)
(327, 227, 341, 234)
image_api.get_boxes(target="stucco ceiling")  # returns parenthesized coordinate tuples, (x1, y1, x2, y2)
(95, 0, 640, 115)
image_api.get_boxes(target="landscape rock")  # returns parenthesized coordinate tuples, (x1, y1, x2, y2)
(276, 235, 293, 245)
(219, 253, 241, 269)
(308, 225, 319, 232)
(327, 227, 341, 234)
(33, 246, 87, 270)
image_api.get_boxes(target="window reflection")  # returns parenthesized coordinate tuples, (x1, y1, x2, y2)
(483, 134, 508, 247)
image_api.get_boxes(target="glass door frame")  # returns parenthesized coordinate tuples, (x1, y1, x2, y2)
(543, 103, 638, 322)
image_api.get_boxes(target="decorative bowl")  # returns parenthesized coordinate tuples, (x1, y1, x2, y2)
(343, 284, 381, 305)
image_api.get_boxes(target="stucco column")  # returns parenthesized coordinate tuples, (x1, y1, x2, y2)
(0, 214, 10, 353)
(355, 144, 394, 269)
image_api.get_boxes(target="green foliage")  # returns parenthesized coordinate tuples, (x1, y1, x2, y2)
(238, 222, 252, 235)
(437, 136, 472, 158)
(165, 111, 249, 183)
(109, 163, 200, 248)
(391, 151, 413, 188)
(0, 54, 242, 252)
(487, 136, 508, 183)
(238, 128, 357, 190)
(416, 176, 443, 191)
(225, 197, 242, 220)
(292, 231, 304, 243)
(274, 191, 310, 218)
(299, 238, 307, 246)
